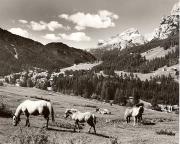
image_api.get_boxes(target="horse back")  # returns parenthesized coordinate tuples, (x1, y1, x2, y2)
(22, 100, 51, 116)
(124, 107, 133, 117)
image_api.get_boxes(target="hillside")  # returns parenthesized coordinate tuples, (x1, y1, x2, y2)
(0, 28, 96, 76)
(0, 85, 178, 144)
(44, 43, 96, 68)
(92, 34, 179, 75)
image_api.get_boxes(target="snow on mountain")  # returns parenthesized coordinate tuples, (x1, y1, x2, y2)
(150, 2, 179, 40)
(98, 2, 179, 50)
(98, 28, 146, 50)
(171, 2, 180, 15)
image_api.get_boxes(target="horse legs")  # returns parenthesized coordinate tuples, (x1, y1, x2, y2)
(126, 117, 128, 123)
(88, 126, 92, 133)
(74, 121, 78, 132)
(25, 117, 30, 127)
(76, 122, 80, 133)
(133, 117, 136, 126)
(24, 110, 30, 127)
(46, 117, 49, 129)
(87, 120, 96, 134)
(128, 116, 131, 123)
(93, 125, 96, 134)
(127, 116, 130, 123)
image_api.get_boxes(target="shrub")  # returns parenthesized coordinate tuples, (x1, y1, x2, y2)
(0, 81, 3, 86)
(0, 99, 12, 118)
(156, 129, 175, 136)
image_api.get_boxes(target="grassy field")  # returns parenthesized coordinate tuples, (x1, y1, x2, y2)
(0, 85, 178, 144)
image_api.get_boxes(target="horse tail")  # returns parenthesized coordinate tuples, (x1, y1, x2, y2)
(92, 114, 96, 125)
(124, 109, 128, 120)
(50, 104, 55, 122)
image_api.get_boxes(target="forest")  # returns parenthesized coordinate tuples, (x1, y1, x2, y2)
(51, 70, 179, 106)
(92, 34, 179, 74)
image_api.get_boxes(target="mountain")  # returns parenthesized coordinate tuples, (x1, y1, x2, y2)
(0, 28, 96, 76)
(44, 42, 96, 67)
(91, 2, 179, 59)
(97, 28, 146, 50)
(150, 2, 179, 41)
(95, 2, 179, 52)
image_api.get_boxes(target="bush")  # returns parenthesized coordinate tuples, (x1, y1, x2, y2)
(0, 99, 12, 118)
(156, 129, 175, 136)
(0, 81, 3, 86)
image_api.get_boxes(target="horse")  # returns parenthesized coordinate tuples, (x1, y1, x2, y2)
(96, 108, 111, 115)
(13, 99, 55, 128)
(64, 109, 96, 134)
(124, 106, 144, 126)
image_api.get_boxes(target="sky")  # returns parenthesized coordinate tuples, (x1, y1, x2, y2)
(0, 0, 178, 49)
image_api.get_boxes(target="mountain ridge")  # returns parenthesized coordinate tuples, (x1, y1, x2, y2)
(0, 27, 96, 76)
(95, 2, 179, 51)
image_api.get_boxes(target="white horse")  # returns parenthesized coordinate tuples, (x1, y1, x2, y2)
(65, 109, 96, 133)
(124, 106, 144, 126)
(13, 99, 55, 128)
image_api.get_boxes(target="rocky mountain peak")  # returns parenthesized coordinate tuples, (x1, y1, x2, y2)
(171, 2, 180, 16)
(98, 28, 146, 50)
(151, 2, 179, 40)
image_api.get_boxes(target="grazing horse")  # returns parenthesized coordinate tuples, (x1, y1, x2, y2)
(65, 109, 96, 134)
(96, 108, 111, 115)
(13, 99, 55, 128)
(124, 106, 144, 126)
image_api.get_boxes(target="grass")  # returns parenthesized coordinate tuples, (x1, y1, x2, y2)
(141, 119, 156, 125)
(9, 127, 51, 144)
(108, 136, 119, 144)
(73, 103, 97, 108)
(30, 96, 50, 102)
(0, 86, 178, 144)
(156, 129, 175, 136)
(49, 120, 83, 130)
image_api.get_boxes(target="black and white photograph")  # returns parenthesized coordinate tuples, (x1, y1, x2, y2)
(0, 0, 179, 143)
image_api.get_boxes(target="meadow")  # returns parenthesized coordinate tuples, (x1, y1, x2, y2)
(0, 85, 178, 144)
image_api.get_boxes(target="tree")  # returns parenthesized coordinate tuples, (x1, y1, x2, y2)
(133, 88, 140, 105)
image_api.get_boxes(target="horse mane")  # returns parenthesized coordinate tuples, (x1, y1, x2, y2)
(14, 103, 23, 118)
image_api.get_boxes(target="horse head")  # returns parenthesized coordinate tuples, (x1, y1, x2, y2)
(12, 115, 21, 126)
(138, 106, 144, 115)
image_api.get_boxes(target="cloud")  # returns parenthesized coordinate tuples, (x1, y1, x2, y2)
(59, 10, 119, 30)
(8, 28, 29, 38)
(43, 34, 61, 41)
(46, 21, 63, 31)
(30, 21, 47, 31)
(59, 32, 91, 42)
(29, 21, 68, 31)
(18, 19, 28, 24)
